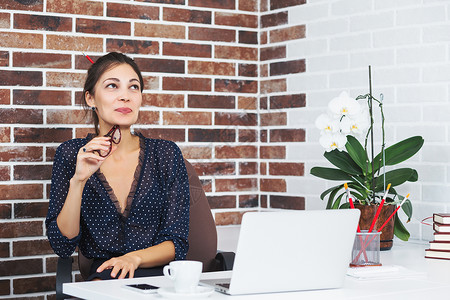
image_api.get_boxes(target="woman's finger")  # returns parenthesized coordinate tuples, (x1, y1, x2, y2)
(118, 265, 130, 279)
(128, 268, 135, 279)
(80, 146, 110, 155)
(110, 264, 123, 279)
(96, 260, 113, 273)
(83, 152, 107, 161)
(80, 142, 111, 155)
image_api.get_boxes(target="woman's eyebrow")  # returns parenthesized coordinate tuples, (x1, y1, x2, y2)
(103, 77, 120, 84)
(103, 78, 140, 83)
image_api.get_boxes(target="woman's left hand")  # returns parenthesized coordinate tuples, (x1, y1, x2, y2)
(96, 253, 142, 279)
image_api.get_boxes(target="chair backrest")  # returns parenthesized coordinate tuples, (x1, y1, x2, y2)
(184, 160, 218, 272)
(78, 159, 218, 279)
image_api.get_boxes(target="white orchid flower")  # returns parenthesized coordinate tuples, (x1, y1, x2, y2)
(328, 91, 361, 118)
(315, 113, 340, 135)
(340, 113, 369, 135)
(319, 133, 347, 152)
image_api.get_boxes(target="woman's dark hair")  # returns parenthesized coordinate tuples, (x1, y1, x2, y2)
(82, 52, 144, 135)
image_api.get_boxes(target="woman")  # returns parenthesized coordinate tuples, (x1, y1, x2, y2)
(46, 52, 190, 280)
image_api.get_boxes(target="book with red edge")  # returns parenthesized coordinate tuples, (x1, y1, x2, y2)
(425, 249, 450, 260)
(429, 241, 450, 251)
(434, 213, 450, 225)
(433, 222, 450, 233)
(433, 232, 450, 242)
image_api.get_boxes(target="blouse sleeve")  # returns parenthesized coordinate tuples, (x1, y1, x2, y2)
(45, 141, 81, 258)
(154, 142, 190, 260)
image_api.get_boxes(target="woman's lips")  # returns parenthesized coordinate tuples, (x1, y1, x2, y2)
(115, 107, 132, 114)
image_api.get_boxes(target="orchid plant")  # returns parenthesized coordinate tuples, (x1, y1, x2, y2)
(310, 88, 424, 241)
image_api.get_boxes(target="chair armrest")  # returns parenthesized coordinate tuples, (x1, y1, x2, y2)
(56, 257, 73, 300)
(215, 251, 235, 271)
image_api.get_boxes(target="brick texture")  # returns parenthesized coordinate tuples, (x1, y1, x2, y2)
(189, 27, 235, 42)
(239, 194, 259, 207)
(192, 162, 235, 176)
(107, 3, 159, 20)
(107, 39, 159, 55)
(207, 195, 236, 209)
(0, 259, 42, 276)
(0, 52, 8, 67)
(163, 8, 211, 24)
(188, 95, 235, 108)
(0, 204, 11, 219)
(46, 0, 103, 16)
(13, 90, 71, 106)
(163, 42, 212, 58)
(258, 0, 307, 214)
(270, 195, 305, 210)
(0, 32, 43, 49)
(0, 1, 308, 297)
(262, 12, 288, 28)
(14, 14, 71, 31)
(188, 61, 235, 76)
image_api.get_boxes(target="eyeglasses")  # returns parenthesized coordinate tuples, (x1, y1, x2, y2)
(97, 125, 121, 157)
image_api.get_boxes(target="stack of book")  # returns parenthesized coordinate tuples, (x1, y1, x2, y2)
(425, 213, 450, 260)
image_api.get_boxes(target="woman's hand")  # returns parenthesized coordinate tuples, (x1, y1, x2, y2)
(73, 137, 117, 182)
(97, 253, 142, 279)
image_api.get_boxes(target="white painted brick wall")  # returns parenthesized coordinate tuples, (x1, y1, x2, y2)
(396, 6, 446, 26)
(349, 11, 394, 32)
(308, 19, 349, 37)
(286, 0, 450, 241)
(287, 38, 329, 58)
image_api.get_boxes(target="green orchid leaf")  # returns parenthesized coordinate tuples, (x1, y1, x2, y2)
(373, 168, 416, 191)
(373, 136, 424, 172)
(401, 199, 413, 221)
(347, 182, 368, 200)
(394, 213, 410, 241)
(320, 184, 343, 200)
(340, 202, 351, 209)
(351, 192, 365, 202)
(345, 135, 371, 175)
(326, 186, 342, 209)
(320, 186, 336, 200)
(310, 167, 353, 181)
(348, 175, 367, 190)
(331, 193, 344, 209)
(407, 169, 418, 182)
(389, 186, 398, 196)
(324, 149, 363, 176)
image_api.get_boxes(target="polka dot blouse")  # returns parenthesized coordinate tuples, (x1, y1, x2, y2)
(46, 133, 190, 261)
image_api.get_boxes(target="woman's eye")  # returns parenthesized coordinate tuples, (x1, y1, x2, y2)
(130, 84, 140, 90)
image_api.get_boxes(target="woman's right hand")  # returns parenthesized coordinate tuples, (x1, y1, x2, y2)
(72, 137, 116, 182)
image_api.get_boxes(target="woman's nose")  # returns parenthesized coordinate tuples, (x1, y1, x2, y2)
(119, 90, 130, 101)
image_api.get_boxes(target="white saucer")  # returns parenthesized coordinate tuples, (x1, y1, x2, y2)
(157, 286, 214, 299)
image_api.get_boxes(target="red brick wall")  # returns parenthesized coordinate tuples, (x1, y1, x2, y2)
(0, 0, 306, 297)
(259, 0, 306, 214)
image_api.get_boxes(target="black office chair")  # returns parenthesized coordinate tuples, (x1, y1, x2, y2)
(55, 160, 235, 300)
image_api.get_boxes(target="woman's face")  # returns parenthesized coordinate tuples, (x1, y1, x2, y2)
(86, 63, 142, 132)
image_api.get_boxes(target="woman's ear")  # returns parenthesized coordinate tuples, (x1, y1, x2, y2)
(85, 91, 95, 108)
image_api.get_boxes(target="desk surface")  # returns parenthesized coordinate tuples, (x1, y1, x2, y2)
(64, 241, 450, 300)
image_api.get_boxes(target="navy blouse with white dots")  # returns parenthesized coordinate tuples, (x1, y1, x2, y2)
(46, 133, 190, 261)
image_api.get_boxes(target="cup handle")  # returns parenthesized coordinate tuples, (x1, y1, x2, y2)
(163, 265, 175, 280)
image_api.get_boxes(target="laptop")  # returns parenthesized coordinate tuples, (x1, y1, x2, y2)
(201, 209, 360, 295)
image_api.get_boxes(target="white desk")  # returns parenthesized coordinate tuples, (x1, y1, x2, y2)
(64, 241, 450, 300)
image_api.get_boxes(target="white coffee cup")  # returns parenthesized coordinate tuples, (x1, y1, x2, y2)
(163, 260, 203, 293)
